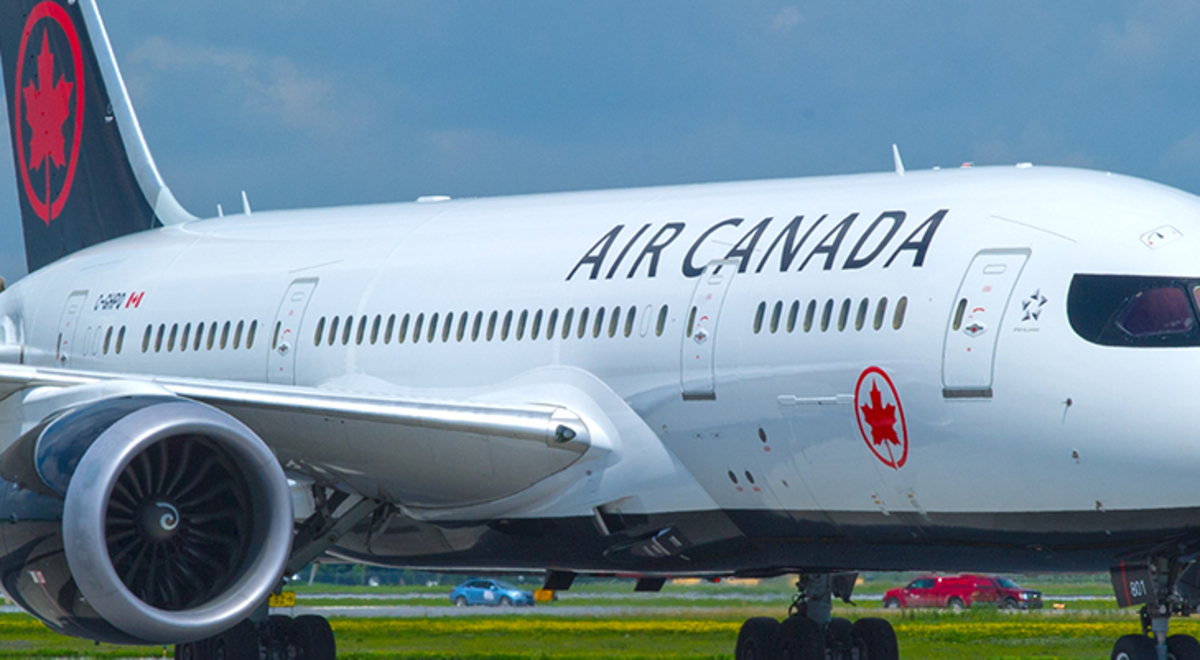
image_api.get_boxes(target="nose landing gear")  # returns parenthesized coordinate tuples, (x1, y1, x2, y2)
(1110, 556, 1200, 660)
(734, 573, 899, 660)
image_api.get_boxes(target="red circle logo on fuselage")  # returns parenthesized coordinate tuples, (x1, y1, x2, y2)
(14, 1, 85, 225)
(854, 366, 908, 470)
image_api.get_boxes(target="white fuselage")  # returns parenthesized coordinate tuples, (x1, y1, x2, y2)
(3, 164, 1199, 572)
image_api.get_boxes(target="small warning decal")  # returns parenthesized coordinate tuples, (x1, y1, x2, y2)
(854, 366, 908, 470)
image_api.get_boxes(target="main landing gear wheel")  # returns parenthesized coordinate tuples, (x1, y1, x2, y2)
(175, 614, 336, 660)
(1112, 634, 1156, 660)
(852, 618, 899, 660)
(825, 618, 854, 658)
(1168, 634, 1200, 660)
(291, 615, 337, 660)
(775, 616, 823, 660)
(735, 617, 781, 660)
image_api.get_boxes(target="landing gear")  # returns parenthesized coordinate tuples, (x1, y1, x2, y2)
(174, 614, 336, 660)
(1109, 556, 1200, 660)
(733, 573, 898, 660)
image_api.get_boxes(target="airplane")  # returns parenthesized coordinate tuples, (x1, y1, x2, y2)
(0, 1, 1197, 659)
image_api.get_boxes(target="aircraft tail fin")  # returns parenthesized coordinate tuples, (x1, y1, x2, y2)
(0, 0, 195, 273)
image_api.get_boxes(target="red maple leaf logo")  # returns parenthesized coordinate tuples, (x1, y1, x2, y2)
(22, 30, 74, 199)
(860, 380, 899, 447)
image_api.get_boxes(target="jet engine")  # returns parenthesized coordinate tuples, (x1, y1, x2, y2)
(0, 395, 292, 645)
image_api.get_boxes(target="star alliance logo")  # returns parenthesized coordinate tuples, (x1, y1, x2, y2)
(1022, 290, 1047, 322)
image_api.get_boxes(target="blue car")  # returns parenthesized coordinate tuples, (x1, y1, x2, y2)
(449, 579, 535, 607)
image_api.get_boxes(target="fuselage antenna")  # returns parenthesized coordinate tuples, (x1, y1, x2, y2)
(892, 144, 905, 176)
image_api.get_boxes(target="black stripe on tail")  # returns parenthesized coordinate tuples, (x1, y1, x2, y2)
(0, 0, 154, 272)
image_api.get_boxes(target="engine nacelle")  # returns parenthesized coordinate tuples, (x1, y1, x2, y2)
(0, 395, 292, 645)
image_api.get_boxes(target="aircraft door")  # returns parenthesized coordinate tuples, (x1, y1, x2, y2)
(680, 259, 737, 400)
(269, 279, 318, 385)
(56, 291, 88, 367)
(942, 249, 1030, 397)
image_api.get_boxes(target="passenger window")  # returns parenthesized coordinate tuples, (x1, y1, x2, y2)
(155, 324, 165, 352)
(893, 296, 908, 330)
(385, 314, 396, 344)
(787, 301, 799, 333)
(855, 298, 868, 331)
(398, 314, 410, 344)
(103, 327, 113, 355)
(116, 326, 126, 354)
(457, 312, 468, 342)
(370, 315, 381, 344)
(838, 299, 850, 331)
(234, 320, 244, 349)
(608, 307, 620, 338)
(516, 310, 528, 340)
(179, 324, 190, 352)
(427, 312, 439, 343)
(487, 311, 498, 341)
(577, 307, 590, 339)
(548, 309, 559, 339)
(562, 308, 575, 340)
(357, 315, 368, 345)
(687, 306, 698, 338)
(207, 322, 217, 350)
(328, 317, 340, 346)
(531, 310, 543, 340)
(874, 297, 888, 331)
(501, 310, 513, 341)
(142, 325, 151, 353)
(413, 313, 425, 343)
(593, 307, 605, 338)
(247, 320, 258, 349)
(753, 302, 765, 334)
(471, 312, 482, 341)
(656, 305, 669, 336)
(771, 301, 782, 334)
(442, 312, 453, 342)
(624, 306, 636, 338)
(221, 321, 231, 349)
(821, 300, 833, 332)
(804, 300, 815, 332)
(341, 316, 353, 345)
(313, 318, 323, 347)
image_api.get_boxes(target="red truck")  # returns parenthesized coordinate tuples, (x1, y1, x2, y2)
(882, 574, 1043, 610)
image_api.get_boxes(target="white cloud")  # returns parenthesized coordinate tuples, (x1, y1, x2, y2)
(771, 7, 803, 33)
(126, 37, 354, 135)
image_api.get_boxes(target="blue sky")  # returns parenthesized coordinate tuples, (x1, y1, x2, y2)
(3, 1, 1200, 282)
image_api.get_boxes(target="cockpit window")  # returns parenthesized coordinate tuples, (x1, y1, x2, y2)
(1116, 287, 1193, 337)
(1069, 274, 1200, 346)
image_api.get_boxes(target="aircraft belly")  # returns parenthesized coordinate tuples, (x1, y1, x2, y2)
(333, 505, 1200, 576)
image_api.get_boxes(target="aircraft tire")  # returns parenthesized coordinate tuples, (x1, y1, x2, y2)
(213, 619, 258, 660)
(825, 617, 854, 657)
(1168, 634, 1200, 660)
(292, 615, 336, 660)
(735, 617, 780, 660)
(852, 618, 898, 660)
(1111, 634, 1156, 660)
(775, 615, 822, 660)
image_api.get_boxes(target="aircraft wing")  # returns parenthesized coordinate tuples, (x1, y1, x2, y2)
(0, 363, 593, 509)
